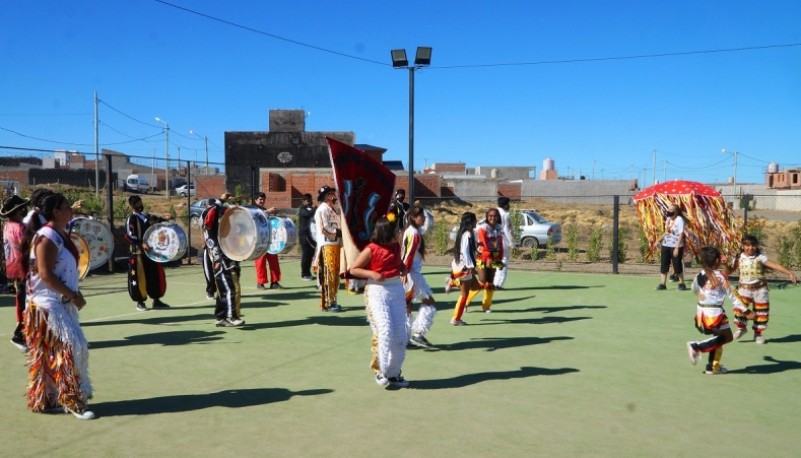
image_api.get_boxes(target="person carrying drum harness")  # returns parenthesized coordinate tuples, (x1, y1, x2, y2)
(200, 198, 219, 300)
(125, 195, 170, 312)
(205, 194, 244, 327)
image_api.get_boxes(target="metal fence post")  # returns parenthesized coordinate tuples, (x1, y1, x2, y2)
(612, 195, 619, 274)
(104, 153, 115, 273)
(186, 160, 192, 265)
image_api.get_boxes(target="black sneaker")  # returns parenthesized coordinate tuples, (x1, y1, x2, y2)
(136, 302, 147, 311)
(256, 284, 266, 290)
(656, 284, 667, 291)
(677, 283, 688, 291)
(10, 335, 27, 352)
(152, 300, 170, 309)
(386, 376, 409, 388)
(669, 274, 679, 282)
(329, 304, 342, 313)
(270, 282, 283, 289)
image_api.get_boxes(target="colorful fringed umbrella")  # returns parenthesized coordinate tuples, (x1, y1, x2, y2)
(633, 180, 742, 261)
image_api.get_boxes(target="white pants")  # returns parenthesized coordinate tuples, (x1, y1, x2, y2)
(494, 251, 510, 288)
(406, 270, 436, 336)
(366, 277, 407, 378)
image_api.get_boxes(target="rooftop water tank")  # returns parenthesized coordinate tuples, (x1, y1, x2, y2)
(767, 162, 779, 173)
(543, 158, 555, 171)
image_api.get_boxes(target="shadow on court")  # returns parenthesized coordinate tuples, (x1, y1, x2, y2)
(90, 329, 226, 349)
(727, 356, 801, 375)
(435, 335, 573, 352)
(91, 387, 333, 417)
(409, 366, 579, 390)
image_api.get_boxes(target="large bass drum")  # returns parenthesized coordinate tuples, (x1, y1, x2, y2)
(267, 216, 297, 255)
(218, 206, 271, 261)
(69, 217, 114, 270)
(143, 222, 188, 263)
(70, 232, 91, 280)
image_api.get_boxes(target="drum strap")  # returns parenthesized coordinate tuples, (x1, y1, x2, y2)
(50, 226, 80, 269)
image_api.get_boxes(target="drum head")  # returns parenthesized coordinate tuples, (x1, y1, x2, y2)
(70, 232, 91, 280)
(144, 223, 188, 263)
(267, 217, 297, 255)
(219, 206, 271, 261)
(70, 217, 113, 270)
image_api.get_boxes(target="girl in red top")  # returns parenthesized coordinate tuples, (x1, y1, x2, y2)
(474, 208, 505, 312)
(350, 215, 409, 389)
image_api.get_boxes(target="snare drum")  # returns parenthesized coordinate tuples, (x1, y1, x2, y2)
(267, 216, 297, 255)
(143, 222, 188, 263)
(70, 217, 114, 270)
(70, 232, 91, 280)
(219, 206, 271, 261)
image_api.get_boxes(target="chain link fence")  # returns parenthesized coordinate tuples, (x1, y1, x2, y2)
(2, 146, 800, 277)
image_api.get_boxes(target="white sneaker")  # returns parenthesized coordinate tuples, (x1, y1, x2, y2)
(450, 319, 466, 326)
(66, 407, 96, 420)
(733, 327, 747, 340)
(375, 373, 389, 386)
(755, 335, 766, 344)
(686, 342, 699, 365)
(409, 334, 433, 348)
(444, 277, 453, 294)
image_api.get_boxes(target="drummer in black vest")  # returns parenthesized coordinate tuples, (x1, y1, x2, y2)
(298, 193, 316, 281)
(205, 192, 244, 327)
(125, 195, 170, 312)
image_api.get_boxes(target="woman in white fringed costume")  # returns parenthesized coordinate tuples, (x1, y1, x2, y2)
(350, 215, 410, 389)
(25, 192, 94, 420)
(401, 206, 436, 348)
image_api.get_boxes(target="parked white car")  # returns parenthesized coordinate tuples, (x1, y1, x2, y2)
(449, 209, 561, 248)
(175, 184, 195, 197)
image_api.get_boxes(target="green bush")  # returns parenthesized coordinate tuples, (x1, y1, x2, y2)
(587, 226, 604, 262)
(791, 220, 801, 268)
(430, 222, 451, 256)
(611, 226, 628, 264)
(545, 237, 557, 261)
(776, 235, 794, 269)
(564, 223, 579, 261)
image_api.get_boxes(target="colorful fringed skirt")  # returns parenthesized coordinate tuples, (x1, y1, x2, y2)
(24, 301, 92, 413)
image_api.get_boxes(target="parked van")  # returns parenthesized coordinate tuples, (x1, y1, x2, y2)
(125, 174, 150, 193)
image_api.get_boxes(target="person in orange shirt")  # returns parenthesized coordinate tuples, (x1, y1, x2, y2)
(473, 208, 505, 313)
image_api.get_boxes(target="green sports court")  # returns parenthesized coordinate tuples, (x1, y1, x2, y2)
(2, 260, 800, 457)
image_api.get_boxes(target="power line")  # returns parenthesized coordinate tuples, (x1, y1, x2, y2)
(154, 0, 388, 66)
(435, 43, 801, 69)
(153, 0, 801, 69)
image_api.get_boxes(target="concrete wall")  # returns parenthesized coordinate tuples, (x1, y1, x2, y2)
(521, 179, 637, 205)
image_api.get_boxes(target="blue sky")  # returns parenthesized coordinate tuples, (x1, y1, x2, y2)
(1, 0, 799, 185)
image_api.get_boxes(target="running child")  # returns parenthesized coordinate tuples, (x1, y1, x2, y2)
(401, 206, 436, 348)
(686, 246, 748, 375)
(728, 234, 797, 344)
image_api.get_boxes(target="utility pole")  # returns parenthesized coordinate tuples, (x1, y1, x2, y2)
(94, 92, 99, 198)
(652, 149, 657, 185)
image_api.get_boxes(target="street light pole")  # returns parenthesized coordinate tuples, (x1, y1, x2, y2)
(408, 66, 415, 201)
(722, 148, 739, 194)
(155, 117, 170, 199)
(190, 130, 209, 175)
(391, 46, 432, 204)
